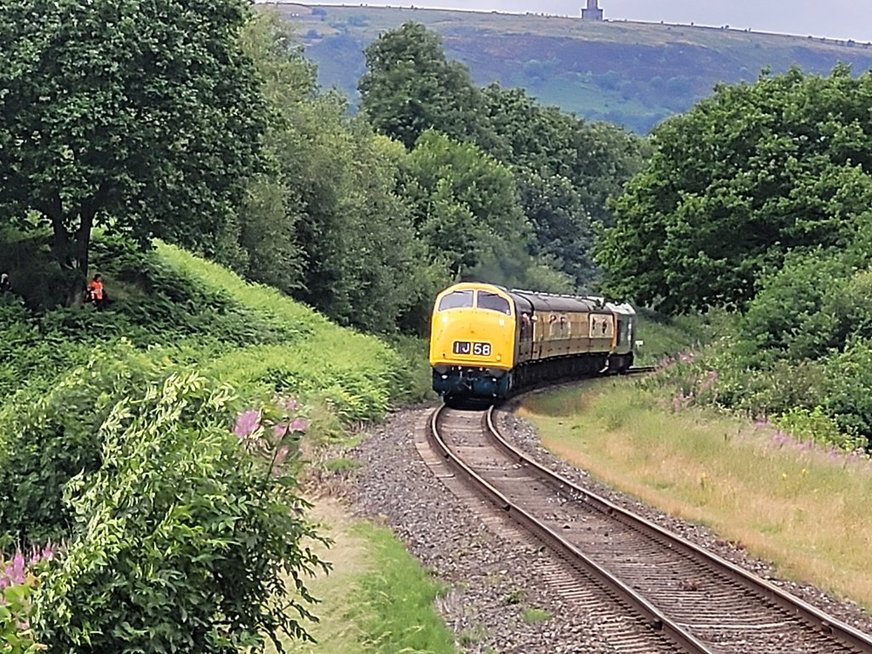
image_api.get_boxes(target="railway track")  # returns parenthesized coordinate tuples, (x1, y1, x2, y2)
(425, 404, 872, 654)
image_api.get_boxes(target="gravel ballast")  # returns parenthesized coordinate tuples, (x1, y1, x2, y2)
(345, 401, 872, 653)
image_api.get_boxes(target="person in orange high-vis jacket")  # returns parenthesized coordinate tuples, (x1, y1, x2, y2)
(88, 274, 106, 310)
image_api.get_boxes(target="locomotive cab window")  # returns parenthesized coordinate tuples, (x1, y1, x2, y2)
(438, 290, 474, 311)
(477, 291, 511, 315)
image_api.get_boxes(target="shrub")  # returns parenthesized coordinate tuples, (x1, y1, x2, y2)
(0, 343, 167, 544)
(821, 340, 872, 444)
(772, 406, 866, 452)
(644, 339, 830, 422)
(738, 250, 848, 365)
(33, 372, 327, 653)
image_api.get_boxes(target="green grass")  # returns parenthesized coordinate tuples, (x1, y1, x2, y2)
(322, 457, 359, 474)
(271, 503, 458, 654)
(635, 309, 711, 365)
(520, 380, 872, 610)
(457, 625, 487, 645)
(155, 243, 412, 422)
(154, 241, 322, 328)
(521, 607, 552, 624)
(1, 231, 417, 426)
(384, 333, 437, 404)
(354, 522, 457, 654)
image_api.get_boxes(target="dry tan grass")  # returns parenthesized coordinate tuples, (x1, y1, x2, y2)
(520, 380, 872, 610)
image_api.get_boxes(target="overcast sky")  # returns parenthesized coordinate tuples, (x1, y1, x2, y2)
(304, 1, 872, 42)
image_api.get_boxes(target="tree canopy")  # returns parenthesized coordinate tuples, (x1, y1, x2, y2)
(596, 65, 872, 314)
(359, 22, 489, 149)
(402, 129, 529, 278)
(358, 22, 645, 291)
(0, 0, 265, 292)
(231, 12, 426, 333)
(480, 84, 645, 285)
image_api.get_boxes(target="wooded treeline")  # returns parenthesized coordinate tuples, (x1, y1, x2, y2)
(598, 63, 872, 448)
(4, 0, 872, 445)
(0, 6, 645, 333)
(228, 18, 647, 333)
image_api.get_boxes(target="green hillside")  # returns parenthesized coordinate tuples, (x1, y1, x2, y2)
(277, 3, 872, 132)
(0, 225, 437, 650)
(0, 230, 418, 422)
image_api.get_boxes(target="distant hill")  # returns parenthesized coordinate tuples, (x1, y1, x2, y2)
(268, 3, 872, 132)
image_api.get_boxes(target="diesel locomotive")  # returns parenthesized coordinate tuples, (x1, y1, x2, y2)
(429, 282, 636, 401)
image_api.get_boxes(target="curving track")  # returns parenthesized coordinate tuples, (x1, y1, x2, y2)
(425, 404, 872, 654)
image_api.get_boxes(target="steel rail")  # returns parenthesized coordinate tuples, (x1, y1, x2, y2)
(481, 406, 872, 654)
(429, 404, 719, 654)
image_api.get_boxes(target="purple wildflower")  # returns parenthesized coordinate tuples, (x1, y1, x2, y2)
(7, 552, 25, 585)
(770, 431, 791, 448)
(233, 409, 261, 440)
(273, 446, 291, 471)
(274, 396, 300, 414)
(289, 417, 310, 433)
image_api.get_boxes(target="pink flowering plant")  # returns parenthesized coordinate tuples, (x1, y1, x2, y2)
(645, 335, 870, 454)
(0, 545, 54, 653)
(233, 395, 310, 478)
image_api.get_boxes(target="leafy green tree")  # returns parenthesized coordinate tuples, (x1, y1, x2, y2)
(402, 130, 529, 279)
(481, 85, 645, 229)
(738, 218, 872, 363)
(358, 26, 645, 292)
(0, 0, 265, 298)
(359, 22, 491, 149)
(218, 11, 425, 333)
(259, 83, 422, 333)
(230, 11, 318, 294)
(293, 119, 423, 332)
(516, 169, 593, 285)
(479, 85, 645, 286)
(597, 65, 872, 313)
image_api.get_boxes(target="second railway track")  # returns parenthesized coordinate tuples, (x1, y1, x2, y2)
(425, 404, 872, 654)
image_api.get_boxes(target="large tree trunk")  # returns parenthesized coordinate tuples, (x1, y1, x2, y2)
(45, 192, 74, 271)
(43, 187, 106, 306)
(76, 209, 94, 279)
(49, 213, 92, 307)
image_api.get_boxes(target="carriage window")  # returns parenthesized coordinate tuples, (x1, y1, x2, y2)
(438, 290, 474, 311)
(477, 291, 511, 315)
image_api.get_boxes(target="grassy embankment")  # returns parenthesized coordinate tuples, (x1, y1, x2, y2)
(633, 309, 710, 367)
(520, 313, 872, 610)
(0, 230, 453, 652)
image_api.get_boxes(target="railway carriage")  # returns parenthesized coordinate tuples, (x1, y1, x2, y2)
(429, 282, 636, 401)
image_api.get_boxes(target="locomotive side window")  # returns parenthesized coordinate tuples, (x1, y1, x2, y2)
(477, 291, 511, 315)
(438, 290, 474, 311)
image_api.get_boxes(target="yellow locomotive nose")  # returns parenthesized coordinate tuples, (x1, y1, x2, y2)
(429, 283, 516, 400)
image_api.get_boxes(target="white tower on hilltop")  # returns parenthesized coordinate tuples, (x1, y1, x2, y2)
(582, 0, 604, 21)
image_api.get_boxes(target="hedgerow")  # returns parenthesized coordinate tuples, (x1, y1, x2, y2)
(0, 344, 166, 544)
